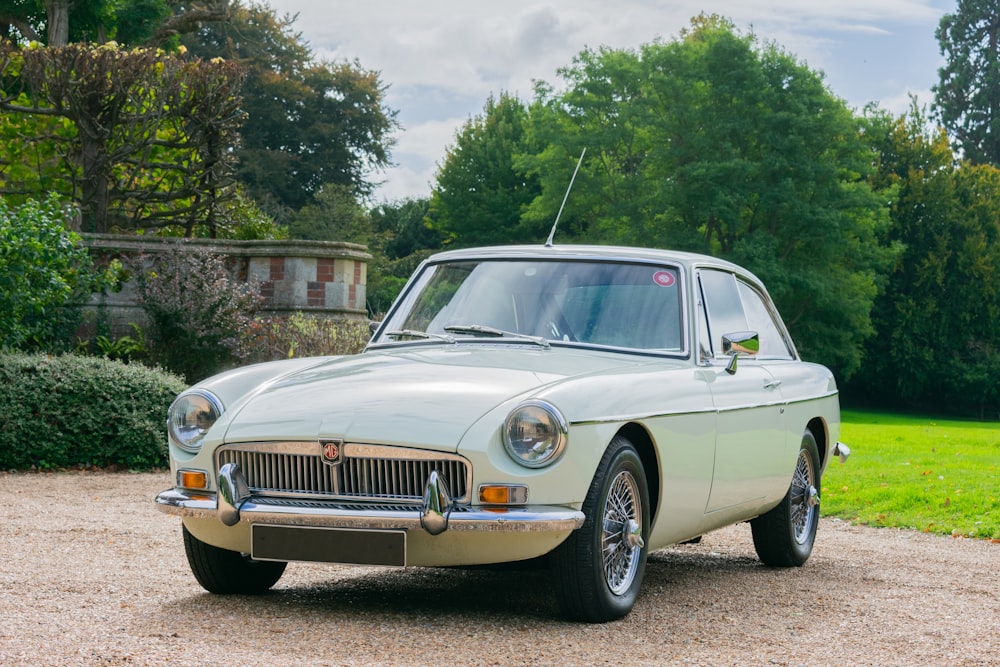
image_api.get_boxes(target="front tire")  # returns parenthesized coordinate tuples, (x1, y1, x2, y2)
(552, 436, 650, 622)
(183, 525, 287, 594)
(751, 430, 821, 567)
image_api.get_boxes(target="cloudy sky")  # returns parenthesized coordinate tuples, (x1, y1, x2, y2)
(263, 0, 955, 202)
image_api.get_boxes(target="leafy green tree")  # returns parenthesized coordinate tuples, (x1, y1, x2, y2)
(0, 1, 219, 47)
(0, 93, 75, 196)
(180, 1, 397, 219)
(0, 41, 245, 234)
(854, 103, 1000, 417)
(0, 194, 112, 349)
(429, 92, 542, 246)
(287, 183, 374, 244)
(651, 17, 893, 378)
(143, 0, 228, 48)
(372, 197, 440, 261)
(110, 0, 172, 46)
(933, 0, 1000, 165)
(516, 16, 894, 378)
(520, 47, 650, 244)
(153, 184, 288, 240)
(1, 2, 394, 235)
(367, 197, 440, 316)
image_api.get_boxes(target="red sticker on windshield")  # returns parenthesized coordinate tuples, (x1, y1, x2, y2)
(653, 271, 675, 287)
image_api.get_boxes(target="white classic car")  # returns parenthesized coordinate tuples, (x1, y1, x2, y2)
(156, 244, 848, 622)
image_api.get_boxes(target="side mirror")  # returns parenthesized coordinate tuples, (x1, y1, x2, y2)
(368, 320, 381, 340)
(722, 330, 759, 375)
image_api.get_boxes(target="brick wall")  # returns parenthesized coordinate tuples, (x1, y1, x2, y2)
(81, 234, 371, 335)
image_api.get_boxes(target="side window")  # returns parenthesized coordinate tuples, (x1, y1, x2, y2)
(698, 269, 794, 360)
(736, 281, 794, 359)
(698, 270, 748, 357)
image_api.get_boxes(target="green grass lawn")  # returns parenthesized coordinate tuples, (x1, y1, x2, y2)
(822, 409, 1000, 541)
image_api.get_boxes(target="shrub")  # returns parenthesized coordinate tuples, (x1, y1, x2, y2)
(91, 323, 149, 363)
(243, 312, 370, 363)
(0, 353, 187, 470)
(0, 195, 116, 351)
(133, 246, 262, 382)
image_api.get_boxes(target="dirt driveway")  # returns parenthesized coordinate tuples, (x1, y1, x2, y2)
(1, 471, 998, 666)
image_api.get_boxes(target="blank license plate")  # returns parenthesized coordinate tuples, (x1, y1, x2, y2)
(251, 525, 406, 566)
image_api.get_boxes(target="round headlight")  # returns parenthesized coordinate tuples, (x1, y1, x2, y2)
(503, 400, 568, 468)
(168, 390, 223, 453)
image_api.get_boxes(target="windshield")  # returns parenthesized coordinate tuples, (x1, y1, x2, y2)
(374, 259, 685, 353)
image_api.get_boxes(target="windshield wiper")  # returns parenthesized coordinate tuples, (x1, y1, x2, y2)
(444, 324, 551, 349)
(384, 329, 456, 343)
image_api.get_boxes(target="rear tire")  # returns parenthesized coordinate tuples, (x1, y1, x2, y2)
(551, 435, 649, 622)
(183, 525, 286, 594)
(751, 430, 821, 566)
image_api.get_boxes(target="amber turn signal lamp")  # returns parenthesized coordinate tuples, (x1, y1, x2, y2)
(177, 469, 209, 490)
(478, 484, 528, 505)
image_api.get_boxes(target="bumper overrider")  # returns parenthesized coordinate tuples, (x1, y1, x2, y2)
(156, 463, 585, 536)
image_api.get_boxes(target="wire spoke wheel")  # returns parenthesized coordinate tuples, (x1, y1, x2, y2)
(789, 448, 818, 545)
(552, 435, 649, 622)
(601, 470, 643, 595)
(751, 430, 821, 567)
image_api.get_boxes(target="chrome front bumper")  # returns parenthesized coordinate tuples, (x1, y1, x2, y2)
(155, 463, 585, 535)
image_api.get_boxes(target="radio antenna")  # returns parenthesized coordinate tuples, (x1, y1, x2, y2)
(545, 147, 586, 247)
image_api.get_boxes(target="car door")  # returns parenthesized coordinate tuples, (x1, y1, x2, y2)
(734, 277, 825, 463)
(697, 269, 788, 515)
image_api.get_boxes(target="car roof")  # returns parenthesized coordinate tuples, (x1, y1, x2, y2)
(426, 244, 755, 279)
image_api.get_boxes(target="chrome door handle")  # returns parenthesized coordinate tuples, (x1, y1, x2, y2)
(763, 380, 782, 390)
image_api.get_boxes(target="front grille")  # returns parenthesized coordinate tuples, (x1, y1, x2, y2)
(216, 442, 471, 504)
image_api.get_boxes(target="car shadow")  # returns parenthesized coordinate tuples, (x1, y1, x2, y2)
(155, 543, 787, 627)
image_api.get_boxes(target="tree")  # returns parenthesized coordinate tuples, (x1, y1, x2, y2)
(367, 196, 440, 315)
(651, 17, 894, 378)
(514, 16, 894, 378)
(372, 196, 441, 261)
(0, 1, 45, 42)
(1, 2, 396, 234)
(933, 0, 1000, 165)
(0, 41, 246, 234)
(179, 1, 397, 219)
(429, 92, 542, 246)
(45, 0, 73, 45)
(0, 1, 224, 47)
(287, 183, 373, 244)
(144, 0, 228, 48)
(519, 47, 651, 244)
(854, 102, 1000, 417)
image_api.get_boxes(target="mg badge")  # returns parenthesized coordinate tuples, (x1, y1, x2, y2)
(321, 440, 342, 465)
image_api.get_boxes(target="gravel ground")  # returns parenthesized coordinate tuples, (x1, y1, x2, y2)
(1, 471, 999, 666)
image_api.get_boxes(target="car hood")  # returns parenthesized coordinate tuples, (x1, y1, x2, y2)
(220, 344, 645, 451)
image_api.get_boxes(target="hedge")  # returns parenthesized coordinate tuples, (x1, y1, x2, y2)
(0, 353, 187, 470)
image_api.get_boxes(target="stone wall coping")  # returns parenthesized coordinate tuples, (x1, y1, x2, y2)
(81, 233, 372, 261)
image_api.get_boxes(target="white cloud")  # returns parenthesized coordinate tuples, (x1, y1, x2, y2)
(372, 116, 469, 202)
